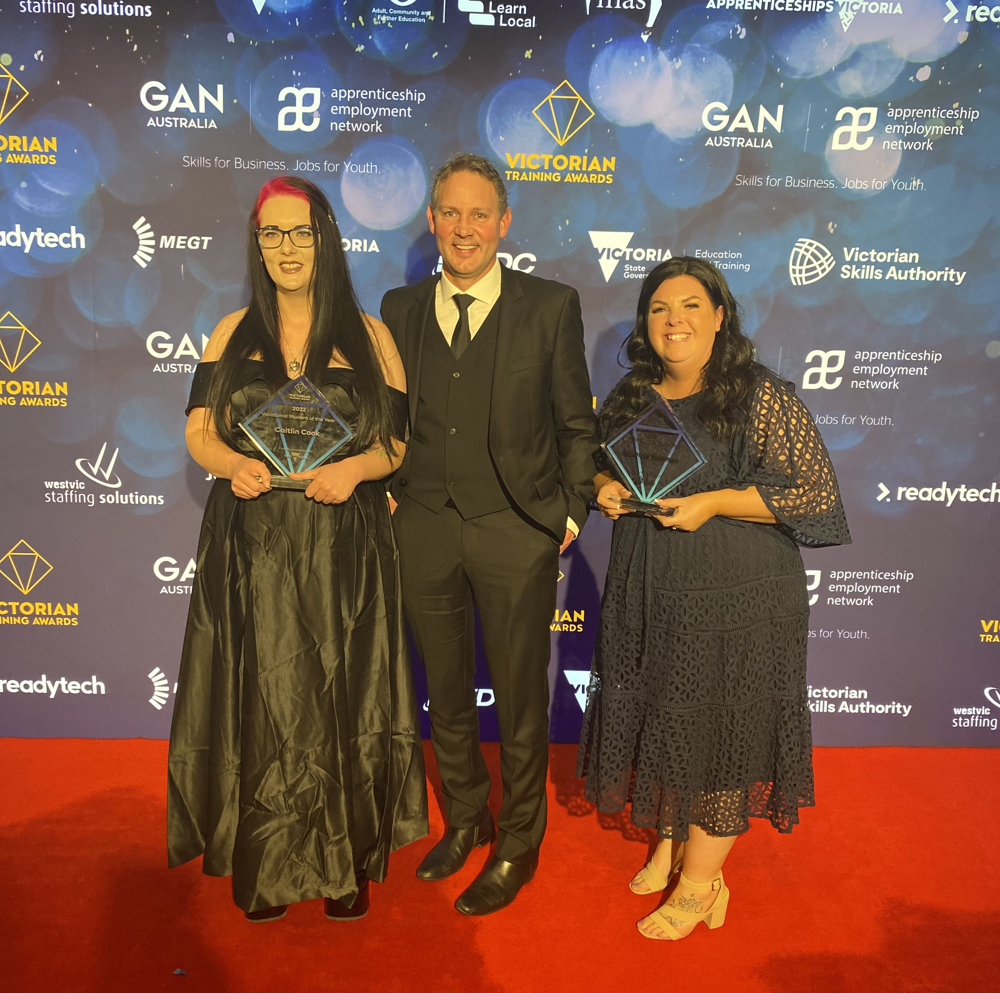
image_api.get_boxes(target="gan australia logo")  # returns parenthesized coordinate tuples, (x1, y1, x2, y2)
(589, 231, 672, 282)
(140, 80, 225, 130)
(504, 81, 615, 186)
(131, 216, 214, 268)
(0, 540, 79, 626)
(702, 103, 783, 149)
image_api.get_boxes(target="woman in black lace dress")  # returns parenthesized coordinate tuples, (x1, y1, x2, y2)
(577, 257, 849, 941)
(167, 177, 427, 923)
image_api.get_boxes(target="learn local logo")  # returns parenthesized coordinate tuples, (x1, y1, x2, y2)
(131, 216, 215, 268)
(459, 0, 537, 26)
(504, 81, 615, 186)
(589, 231, 672, 282)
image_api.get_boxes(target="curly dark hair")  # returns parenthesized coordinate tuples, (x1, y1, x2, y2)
(599, 256, 765, 441)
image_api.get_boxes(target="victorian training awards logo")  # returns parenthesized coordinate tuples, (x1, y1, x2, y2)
(0, 311, 41, 372)
(0, 540, 53, 595)
(533, 81, 594, 147)
(789, 238, 835, 286)
(0, 63, 29, 126)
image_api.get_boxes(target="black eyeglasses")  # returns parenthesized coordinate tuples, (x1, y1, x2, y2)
(255, 225, 316, 249)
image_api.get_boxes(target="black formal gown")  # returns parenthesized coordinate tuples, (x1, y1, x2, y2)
(168, 360, 427, 913)
(577, 372, 851, 840)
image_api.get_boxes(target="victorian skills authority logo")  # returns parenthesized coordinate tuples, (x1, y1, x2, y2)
(505, 81, 615, 186)
(788, 237, 966, 287)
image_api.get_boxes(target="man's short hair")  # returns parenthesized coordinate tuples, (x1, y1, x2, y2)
(429, 153, 509, 218)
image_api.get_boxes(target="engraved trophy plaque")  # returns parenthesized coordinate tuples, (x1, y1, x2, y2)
(601, 398, 706, 515)
(238, 377, 353, 490)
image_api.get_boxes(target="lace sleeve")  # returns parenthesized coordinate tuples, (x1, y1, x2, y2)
(744, 375, 851, 548)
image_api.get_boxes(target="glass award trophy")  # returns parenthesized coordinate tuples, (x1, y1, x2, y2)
(238, 377, 354, 490)
(601, 398, 707, 515)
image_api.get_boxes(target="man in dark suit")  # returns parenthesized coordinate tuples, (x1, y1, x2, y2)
(380, 154, 597, 915)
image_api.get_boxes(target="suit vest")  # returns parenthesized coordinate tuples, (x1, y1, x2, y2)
(404, 300, 510, 519)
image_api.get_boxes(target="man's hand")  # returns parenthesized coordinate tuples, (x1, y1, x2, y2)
(559, 528, 575, 554)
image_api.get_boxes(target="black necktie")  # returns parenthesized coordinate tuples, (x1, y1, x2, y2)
(451, 294, 474, 360)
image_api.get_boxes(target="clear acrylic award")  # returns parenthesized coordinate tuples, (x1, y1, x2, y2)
(238, 377, 353, 490)
(601, 398, 706, 515)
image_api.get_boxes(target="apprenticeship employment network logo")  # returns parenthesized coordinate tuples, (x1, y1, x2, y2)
(0, 63, 29, 126)
(533, 81, 594, 147)
(0, 311, 41, 372)
(0, 540, 53, 595)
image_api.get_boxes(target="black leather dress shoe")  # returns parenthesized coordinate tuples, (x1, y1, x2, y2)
(415, 810, 495, 881)
(454, 854, 538, 916)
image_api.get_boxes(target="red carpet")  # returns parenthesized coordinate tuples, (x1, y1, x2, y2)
(1, 740, 997, 993)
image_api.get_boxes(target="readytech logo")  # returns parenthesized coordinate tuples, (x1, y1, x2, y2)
(0, 674, 104, 696)
(589, 231, 672, 282)
(876, 480, 1000, 507)
(140, 80, 224, 130)
(0, 224, 86, 254)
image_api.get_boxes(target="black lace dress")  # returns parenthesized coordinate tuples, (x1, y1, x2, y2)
(577, 373, 850, 839)
(167, 360, 427, 913)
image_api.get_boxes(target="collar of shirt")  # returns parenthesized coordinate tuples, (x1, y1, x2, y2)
(435, 257, 503, 344)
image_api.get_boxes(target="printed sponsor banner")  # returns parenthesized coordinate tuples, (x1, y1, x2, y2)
(0, 0, 997, 746)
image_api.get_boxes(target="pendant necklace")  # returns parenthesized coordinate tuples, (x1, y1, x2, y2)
(287, 345, 306, 374)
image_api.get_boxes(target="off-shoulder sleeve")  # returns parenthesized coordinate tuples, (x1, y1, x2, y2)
(388, 386, 408, 440)
(742, 375, 851, 548)
(185, 362, 216, 416)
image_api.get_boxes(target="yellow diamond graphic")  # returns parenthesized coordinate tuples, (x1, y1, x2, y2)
(0, 311, 42, 373)
(532, 80, 595, 147)
(0, 540, 53, 595)
(0, 64, 30, 126)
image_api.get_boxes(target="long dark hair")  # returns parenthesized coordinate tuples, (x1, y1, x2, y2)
(599, 256, 764, 440)
(207, 176, 396, 456)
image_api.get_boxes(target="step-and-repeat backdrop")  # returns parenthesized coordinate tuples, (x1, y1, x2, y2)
(1, 0, 998, 746)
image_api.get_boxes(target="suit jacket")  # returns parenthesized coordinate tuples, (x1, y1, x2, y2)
(380, 265, 598, 540)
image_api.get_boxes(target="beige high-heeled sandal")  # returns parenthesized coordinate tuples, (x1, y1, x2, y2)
(637, 871, 729, 940)
(629, 843, 685, 895)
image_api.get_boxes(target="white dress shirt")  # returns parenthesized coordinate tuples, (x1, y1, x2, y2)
(433, 258, 578, 540)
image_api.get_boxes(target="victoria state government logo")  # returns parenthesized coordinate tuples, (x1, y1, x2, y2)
(789, 238, 836, 287)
